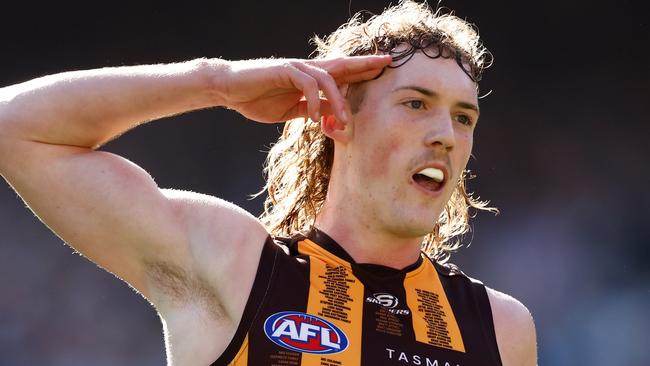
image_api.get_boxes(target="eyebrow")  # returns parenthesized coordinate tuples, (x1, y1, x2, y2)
(392, 85, 480, 116)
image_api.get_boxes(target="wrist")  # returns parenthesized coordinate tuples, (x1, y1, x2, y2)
(194, 58, 232, 108)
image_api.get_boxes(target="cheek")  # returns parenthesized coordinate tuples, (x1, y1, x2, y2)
(366, 135, 401, 178)
(456, 131, 473, 160)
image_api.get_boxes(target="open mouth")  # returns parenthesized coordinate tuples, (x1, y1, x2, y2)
(412, 167, 445, 193)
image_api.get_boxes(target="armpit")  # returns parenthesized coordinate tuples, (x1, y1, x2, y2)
(144, 260, 227, 320)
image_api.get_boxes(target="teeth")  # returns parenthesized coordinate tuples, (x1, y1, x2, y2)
(417, 167, 444, 183)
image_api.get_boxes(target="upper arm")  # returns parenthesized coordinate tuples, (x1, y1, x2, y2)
(486, 287, 538, 366)
(0, 137, 267, 305)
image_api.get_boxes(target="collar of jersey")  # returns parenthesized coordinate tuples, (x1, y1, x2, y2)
(305, 227, 425, 277)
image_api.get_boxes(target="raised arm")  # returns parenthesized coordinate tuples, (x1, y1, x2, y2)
(0, 55, 391, 306)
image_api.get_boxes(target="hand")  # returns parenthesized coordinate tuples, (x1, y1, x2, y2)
(215, 55, 392, 124)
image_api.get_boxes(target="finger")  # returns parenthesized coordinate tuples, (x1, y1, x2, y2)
(286, 64, 321, 122)
(281, 98, 334, 121)
(335, 68, 388, 84)
(293, 62, 348, 123)
(315, 55, 392, 79)
(318, 99, 335, 117)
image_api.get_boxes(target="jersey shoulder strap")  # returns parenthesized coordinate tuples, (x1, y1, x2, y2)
(213, 235, 280, 365)
(432, 259, 503, 365)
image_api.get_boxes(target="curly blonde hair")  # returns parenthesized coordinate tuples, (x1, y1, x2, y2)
(258, 0, 496, 261)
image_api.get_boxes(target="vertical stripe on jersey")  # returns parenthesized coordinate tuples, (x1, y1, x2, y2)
(228, 336, 248, 365)
(404, 258, 466, 353)
(299, 239, 364, 366)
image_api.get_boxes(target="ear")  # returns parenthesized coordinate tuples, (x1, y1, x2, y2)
(321, 114, 352, 144)
(321, 84, 353, 143)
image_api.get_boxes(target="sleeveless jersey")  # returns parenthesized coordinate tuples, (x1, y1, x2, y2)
(211, 228, 502, 366)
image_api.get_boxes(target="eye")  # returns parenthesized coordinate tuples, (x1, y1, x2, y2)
(404, 100, 424, 109)
(454, 114, 474, 126)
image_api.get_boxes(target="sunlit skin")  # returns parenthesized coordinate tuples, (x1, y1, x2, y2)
(0, 45, 536, 364)
(316, 52, 480, 269)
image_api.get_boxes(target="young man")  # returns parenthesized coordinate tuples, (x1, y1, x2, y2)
(0, 1, 536, 365)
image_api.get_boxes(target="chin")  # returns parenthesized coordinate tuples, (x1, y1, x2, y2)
(385, 219, 437, 239)
(377, 203, 442, 238)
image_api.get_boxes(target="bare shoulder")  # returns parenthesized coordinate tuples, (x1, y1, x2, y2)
(163, 188, 268, 246)
(162, 188, 269, 276)
(485, 287, 538, 366)
(150, 189, 269, 314)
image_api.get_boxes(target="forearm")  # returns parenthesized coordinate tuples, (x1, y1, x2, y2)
(0, 58, 226, 149)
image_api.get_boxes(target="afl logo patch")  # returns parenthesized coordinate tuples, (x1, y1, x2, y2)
(264, 311, 349, 354)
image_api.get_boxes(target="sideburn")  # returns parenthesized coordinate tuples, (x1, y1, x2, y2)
(347, 83, 367, 114)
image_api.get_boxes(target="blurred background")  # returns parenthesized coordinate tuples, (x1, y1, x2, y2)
(0, 0, 648, 365)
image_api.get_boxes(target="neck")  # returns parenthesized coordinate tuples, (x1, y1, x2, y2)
(314, 202, 424, 269)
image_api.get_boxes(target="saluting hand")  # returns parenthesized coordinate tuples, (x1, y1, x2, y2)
(214, 55, 392, 124)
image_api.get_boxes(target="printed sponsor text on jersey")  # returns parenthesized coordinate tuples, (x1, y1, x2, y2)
(367, 293, 399, 308)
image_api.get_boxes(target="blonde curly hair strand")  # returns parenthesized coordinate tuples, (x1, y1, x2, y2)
(257, 0, 497, 262)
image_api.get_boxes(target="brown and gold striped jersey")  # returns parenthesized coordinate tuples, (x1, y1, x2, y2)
(211, 228, 502, 366)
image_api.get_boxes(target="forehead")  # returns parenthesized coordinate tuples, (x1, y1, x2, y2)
(367, 52, 478, 102)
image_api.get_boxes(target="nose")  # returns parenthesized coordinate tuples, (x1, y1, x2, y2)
(424, 111, 455, 151)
